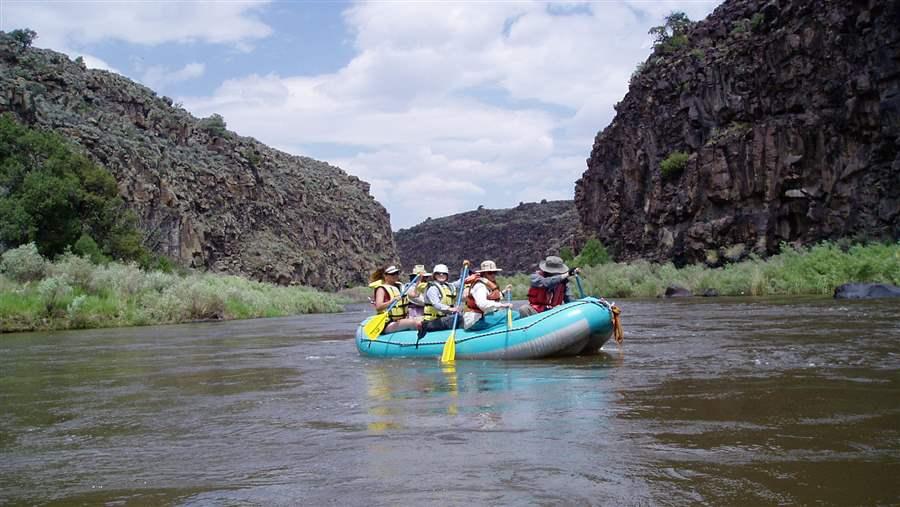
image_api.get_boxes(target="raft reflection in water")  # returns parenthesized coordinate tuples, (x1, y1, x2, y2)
(363, 356, 621, 434)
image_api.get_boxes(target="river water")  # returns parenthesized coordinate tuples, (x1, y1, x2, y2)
(1, 297, 898, 505)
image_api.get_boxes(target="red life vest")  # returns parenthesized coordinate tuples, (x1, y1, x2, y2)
(527, 276, 567, 312)
(464, 274, 502, 314)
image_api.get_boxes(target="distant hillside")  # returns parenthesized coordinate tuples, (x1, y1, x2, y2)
(395, 200, 582, 274)
(576, 0, 899, 265)
(0, 32, 396, 289)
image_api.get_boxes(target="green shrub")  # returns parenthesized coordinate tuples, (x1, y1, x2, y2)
(559, 246, 575, 263)
(0, 242, 46, 282)
(8, 28, 37, 49)
(660, 151, 690, 178)
(649, 12, 693, 54)
(573, 238, 610, 267)
(0, 114, 149, 261)
(73, 234, 108, 264)
(199, 114, 227, 136)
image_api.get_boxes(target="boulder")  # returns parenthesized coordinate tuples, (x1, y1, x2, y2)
(833, 283, 900, 299)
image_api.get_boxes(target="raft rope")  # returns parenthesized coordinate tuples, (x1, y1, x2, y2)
(598, 298, 624, 346)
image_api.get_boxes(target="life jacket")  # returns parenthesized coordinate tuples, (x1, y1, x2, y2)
(464, 274, 502, 314)
(369, 280, 408, 321)
(423, 281, 456, 321)
(527, 276, 568, 312)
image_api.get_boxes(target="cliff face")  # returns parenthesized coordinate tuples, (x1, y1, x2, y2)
(0, 35, 396, 289)
(395, 200, 581, 274)
(575, 0, 899, 265)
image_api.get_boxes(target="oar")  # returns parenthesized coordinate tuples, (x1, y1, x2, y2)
(506, 288, 513, 329)
(440, 262, 469, 363)
(574, 272, 586, 298)
(363, 273, 421, 340)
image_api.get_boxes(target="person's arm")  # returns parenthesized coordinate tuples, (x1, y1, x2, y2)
(373, 287, 396, 312)
(473, 284, 506, 313)
(530, 271, 567, 289)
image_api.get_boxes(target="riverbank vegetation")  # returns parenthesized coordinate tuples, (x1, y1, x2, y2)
(0, 243, 345, 333)
(501, 242, 900, 299)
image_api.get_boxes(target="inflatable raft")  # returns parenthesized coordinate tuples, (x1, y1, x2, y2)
(356, 297, 616, 359)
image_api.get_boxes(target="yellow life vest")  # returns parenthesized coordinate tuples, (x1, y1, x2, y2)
(369, 280, 408, 321)
(423, 281, 456, 321)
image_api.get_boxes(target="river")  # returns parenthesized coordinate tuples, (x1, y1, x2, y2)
(1, 297, 898, 505)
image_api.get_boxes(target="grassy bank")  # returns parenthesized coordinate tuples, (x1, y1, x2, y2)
(0, 244, 346, 333)
(499, 242, 900, 299)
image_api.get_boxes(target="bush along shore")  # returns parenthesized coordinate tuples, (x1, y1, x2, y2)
(0, 243, 346, 333)
(500, 242, 900, 299)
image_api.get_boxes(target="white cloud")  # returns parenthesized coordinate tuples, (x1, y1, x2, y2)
(139, 62, 205, 90)
(0, 1, 272, 50)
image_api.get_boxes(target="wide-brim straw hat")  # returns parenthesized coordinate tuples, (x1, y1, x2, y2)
(539, 255, 569, 274)
(476, 260, 503, 273)
(411, 264, 431, 276)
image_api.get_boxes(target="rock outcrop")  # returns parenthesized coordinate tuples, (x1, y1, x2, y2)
(0, 34, 396, 289)
(575, 0, 899, 266)
(395, 200, 581, 274)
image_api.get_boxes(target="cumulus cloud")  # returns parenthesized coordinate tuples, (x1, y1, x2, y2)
(0, 1, 271, 50)
(139, 63, 206, 91)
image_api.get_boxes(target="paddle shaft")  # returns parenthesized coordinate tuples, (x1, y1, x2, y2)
(574, 273, 585, 298)
(375, 273, 421, 321)
(448, 265, 468, 333)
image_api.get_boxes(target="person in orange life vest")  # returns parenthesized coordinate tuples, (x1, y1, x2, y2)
(462, 260, 514, 331)
(369, 265, 423, 334)
(517, 255, 579, 318)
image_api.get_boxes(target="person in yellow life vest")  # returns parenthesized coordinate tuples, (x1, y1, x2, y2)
(416, 263, 464, 340)
(462, 260, 514, 331)
(405, 265, 430, 318)
(369, 265, 422, 334)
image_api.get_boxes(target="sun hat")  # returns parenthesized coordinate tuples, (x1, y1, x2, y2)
(411, 264, 431, 276)
(539, 255, 569, 274)
(475, 260, 503, 273)
(432, 264, 449, 275)
(384, 265, 400, 275)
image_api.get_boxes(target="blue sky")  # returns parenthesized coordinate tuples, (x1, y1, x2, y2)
(1, 0, 722, 230)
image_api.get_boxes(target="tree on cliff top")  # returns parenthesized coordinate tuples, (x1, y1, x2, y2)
(0, 114, 148, 262)
(649, 12, 693, 54)
(8, 28, 37, 49)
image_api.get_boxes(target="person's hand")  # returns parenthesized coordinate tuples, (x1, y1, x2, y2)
(447, 307, 459, 314)
(463, 259, 471, 267)
(568, 267, 579, 276)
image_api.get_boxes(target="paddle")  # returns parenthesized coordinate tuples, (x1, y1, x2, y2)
(574, 272, 586, 298)
(363, 273, 421, 340)
(440, 262, 469, 363)
(506, 288, 513, 329)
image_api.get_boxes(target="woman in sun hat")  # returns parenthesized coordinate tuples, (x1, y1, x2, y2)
(369, 264, 422, 334)
(404, 265, 431, 318)
(518, 255, 579, 317)
(461, 260, 513, 330)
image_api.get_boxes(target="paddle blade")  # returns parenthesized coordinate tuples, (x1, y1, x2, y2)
(507, 308, 512, 328)
(363, 312, 389, 340)
(441, 331, 456, 363)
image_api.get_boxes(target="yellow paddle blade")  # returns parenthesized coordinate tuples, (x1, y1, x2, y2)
(507, 308, 512, 328)
(440, 331, 456, 363)
(363, 312, 389, 340)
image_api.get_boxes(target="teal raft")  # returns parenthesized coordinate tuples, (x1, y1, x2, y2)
(356, 297, 616, 359)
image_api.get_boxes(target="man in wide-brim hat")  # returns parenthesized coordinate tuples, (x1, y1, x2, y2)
(518, 255, 579, 317)
(462, 260, 513, 330)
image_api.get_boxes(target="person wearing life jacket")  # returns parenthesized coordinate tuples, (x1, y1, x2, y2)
(518, 255, 579, 317)
(461, 260, 513, 331)
(416, 263, 464, 339)
(369, 265, 422, 334)
(404, 265, 431, 318)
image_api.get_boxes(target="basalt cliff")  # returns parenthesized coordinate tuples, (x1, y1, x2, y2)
(395, 200, 581, 274)
(0, 34, 396, 289)
(575, 0, 899, 265)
